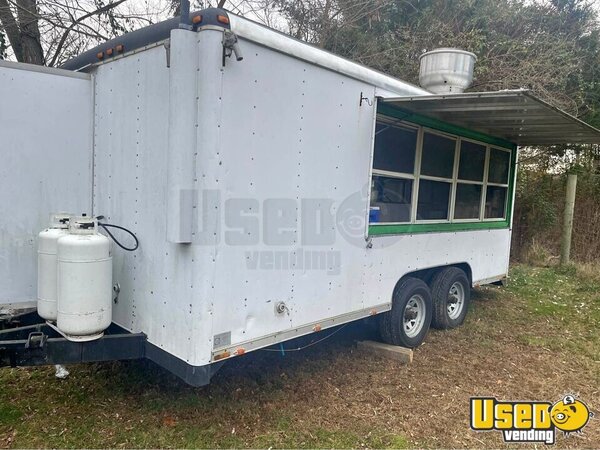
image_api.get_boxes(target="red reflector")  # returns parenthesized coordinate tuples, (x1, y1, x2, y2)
(106, 48, 114, 56)
(96, 52, 104, 60)
(116, 44, 125, 53)
(217, 14, 229, 24)
(192, 15, 202, 24)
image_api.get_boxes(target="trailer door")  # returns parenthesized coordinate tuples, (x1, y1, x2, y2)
(0, 61, 93, 304)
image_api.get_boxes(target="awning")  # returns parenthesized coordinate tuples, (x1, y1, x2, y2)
(381, 90, 600, 146)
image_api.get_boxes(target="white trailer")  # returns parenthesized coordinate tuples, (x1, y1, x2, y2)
(1, 8, 599, 385)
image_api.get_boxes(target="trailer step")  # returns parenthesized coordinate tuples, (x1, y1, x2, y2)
(357, 340, 413, 364)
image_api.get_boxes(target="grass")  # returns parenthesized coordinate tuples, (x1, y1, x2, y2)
(1, 264, 599, 448)
(0, 405, 22, 427)
(507, 264, 600, 362)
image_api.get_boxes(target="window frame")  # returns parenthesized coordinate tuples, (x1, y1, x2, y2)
(368, 114, 516, 235)
(370, 119, 420, 225)
(414, 127, 457, 224)
(482, 145, 511, 222)
(452, 136, 486, 222)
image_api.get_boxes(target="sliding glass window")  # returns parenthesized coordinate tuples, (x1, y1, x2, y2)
(369, 118, 513, 227)
(454, 140, 486, 220)
(370, 122, 418, 224)
(485, 148, 511, 219)
(416, 132, 456, 221)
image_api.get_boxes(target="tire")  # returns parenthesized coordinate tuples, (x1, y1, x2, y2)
(379, 277, 432, 348)
(430, 267, 471, 330)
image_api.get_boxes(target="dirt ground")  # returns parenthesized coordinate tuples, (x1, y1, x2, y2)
(0, 264, 599, 448)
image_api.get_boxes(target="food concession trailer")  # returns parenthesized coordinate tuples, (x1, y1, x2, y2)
(1, 7, 600, 385)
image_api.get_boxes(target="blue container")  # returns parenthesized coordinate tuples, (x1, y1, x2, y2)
(369, 207, 381, 223)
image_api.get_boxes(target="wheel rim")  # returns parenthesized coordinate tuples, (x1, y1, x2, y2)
(403, 294, 426, 338)
(447, 281, 465, 320)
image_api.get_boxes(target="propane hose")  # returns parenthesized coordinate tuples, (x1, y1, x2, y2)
(95, 216, 139, 252)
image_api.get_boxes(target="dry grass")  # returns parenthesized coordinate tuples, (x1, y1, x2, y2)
(574, 262, 600, 284)
(0, 264, 599, 448)
(521, 240, 555, 266)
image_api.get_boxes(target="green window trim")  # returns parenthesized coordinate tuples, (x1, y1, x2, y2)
(369, 103, 518, 237)
(370, 220, 511, 236)
(377, 103, 515, 150)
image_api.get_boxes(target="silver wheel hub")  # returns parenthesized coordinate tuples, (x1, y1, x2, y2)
(403, 294, 426, 338)
(447, 281, 465, 320)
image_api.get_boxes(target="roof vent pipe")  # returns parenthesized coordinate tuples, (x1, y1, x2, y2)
(419, 48, 477, 94)
(179, 0, 191, 29)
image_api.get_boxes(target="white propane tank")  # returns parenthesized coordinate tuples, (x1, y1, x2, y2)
(37, 213, 73, 321)
(57, 216, 112, 341)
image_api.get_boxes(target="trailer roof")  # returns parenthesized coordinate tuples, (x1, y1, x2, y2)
(381, 90, 600, 146)
(61, 9, 428, 97)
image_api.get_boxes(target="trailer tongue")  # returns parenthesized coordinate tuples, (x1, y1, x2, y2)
(0, 310, 145, 368)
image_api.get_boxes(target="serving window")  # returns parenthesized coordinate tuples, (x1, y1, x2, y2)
(484, 148, 511, 219)
(454, 139, 486, 221)
(369, 117, 512, 226)
(416, 132, 456, 221)
(370, 123, 418, 224)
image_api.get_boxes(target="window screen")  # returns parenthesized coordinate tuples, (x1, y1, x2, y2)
(371, 175, 413, 223)
(488, 149, 510, 184)
(373, 124, 418, 174)
(485, 186, 507, 219)
(458, 141, 486, 181)
(420, 133, 456, 179)
(417, 179, 451, 220)
(454, 184, 482, 219)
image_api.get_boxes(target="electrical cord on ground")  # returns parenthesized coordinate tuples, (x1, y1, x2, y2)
(96, 216, 139, 251)
(260, 323, 349, 353)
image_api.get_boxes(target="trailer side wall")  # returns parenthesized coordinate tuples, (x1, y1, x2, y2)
(0, 62, 92, 303)
(90, 29, 512, 367)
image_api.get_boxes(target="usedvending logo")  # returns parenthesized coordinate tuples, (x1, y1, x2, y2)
(470, 395, 593, 444)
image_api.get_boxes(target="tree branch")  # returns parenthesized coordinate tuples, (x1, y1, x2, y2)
(0, 0, 24, 60)
(48, 0, 127, 67)
(16, 0, 45, 63)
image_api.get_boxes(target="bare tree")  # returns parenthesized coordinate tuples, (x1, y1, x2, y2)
(0, 0, 172, 66)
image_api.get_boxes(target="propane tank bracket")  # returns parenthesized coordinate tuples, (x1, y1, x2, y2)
(25, 331, 47, 349)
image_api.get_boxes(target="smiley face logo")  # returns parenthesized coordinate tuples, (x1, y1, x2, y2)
(551, 395, 594, 435)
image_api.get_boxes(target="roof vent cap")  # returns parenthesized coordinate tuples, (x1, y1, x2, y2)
(419, 48, 477, 94)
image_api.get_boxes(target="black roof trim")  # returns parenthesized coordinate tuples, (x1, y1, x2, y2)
(61, 8, 230, 71)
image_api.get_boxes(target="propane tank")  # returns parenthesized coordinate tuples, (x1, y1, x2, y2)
(57, 216, 112, 341)
(37, 213, 73, 321)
